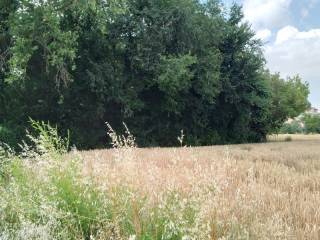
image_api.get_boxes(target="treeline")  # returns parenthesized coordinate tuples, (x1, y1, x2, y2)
(0, 0, 310, 148)
(281, 114, 320, 134)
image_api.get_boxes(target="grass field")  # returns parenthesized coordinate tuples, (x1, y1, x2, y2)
(79, 134, 320, 239)
(268, 134, 320, 142)
(1, 131, 320, 239)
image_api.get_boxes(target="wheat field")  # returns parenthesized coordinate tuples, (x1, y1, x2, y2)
(2, 132, 320, 239)
(80, 135, 320, 239)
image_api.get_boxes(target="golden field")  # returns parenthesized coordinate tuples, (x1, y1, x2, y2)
(2, 131, 320, 239)
(79, 134, 320, 239)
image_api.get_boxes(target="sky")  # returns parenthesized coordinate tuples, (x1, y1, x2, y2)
(223, 0, 320, 109)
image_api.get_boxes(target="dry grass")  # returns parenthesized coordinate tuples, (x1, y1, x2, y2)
(80, 135, 320, 239)
(268, 134, 320, 142)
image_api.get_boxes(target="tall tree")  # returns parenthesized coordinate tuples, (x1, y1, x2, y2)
(0, 0, 310, 148)
(266, 72, 310, 132)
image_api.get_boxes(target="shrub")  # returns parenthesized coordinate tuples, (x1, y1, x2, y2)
(280, 121, 304, 134)
(0, 121, 110, 239)
(304, 114, 320, 133)
(284, 136, 292, 142)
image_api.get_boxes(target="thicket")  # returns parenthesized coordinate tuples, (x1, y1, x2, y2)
(304, 114, 320, 134)
(279, 114, 320, 134)
(0, 0, 310, 148)
(280, 121, 304, 134)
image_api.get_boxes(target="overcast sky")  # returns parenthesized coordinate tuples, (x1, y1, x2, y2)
(223, 0, 320, 109)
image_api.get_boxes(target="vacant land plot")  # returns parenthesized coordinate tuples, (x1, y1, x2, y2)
(80, 135, 320, 239)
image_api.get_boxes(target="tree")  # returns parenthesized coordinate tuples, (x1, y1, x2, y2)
(0, 0, 310, 149)
(266, 72, 310, 132)
(304, 114, 320, 133)
(208, 4, 271, 143)
(0, 0, 20, 145)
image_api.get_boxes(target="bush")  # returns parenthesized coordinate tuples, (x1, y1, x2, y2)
(284, 136, 292, 142)
(0, 121, 110, 239)
(280, 121, 304, 134)
(304, 114, 320, 134)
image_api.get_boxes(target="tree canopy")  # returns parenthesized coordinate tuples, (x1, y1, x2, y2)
(266, 72, 310, 131)
(0, 0, 310, 148)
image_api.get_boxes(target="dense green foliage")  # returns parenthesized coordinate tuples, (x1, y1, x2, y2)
(304, 114, 320, 134)
(279, 113, 320, 134)
(0, 0, 310, 148)
(279, 120, 304, 134)
(266, 72, 310, 132)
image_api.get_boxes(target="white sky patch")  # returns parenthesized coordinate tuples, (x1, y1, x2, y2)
(275, 26, 299, 44)
(255, 29, 272, 41)
(265, 26, 320, 108)
(242, 0, 292, 30)
(239, 0, 319, 108)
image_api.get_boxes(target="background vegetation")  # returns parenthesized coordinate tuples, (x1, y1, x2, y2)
(279, 114, 320, 134)
(0, 0, 310, 149)
(304, 114, 320, 133)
